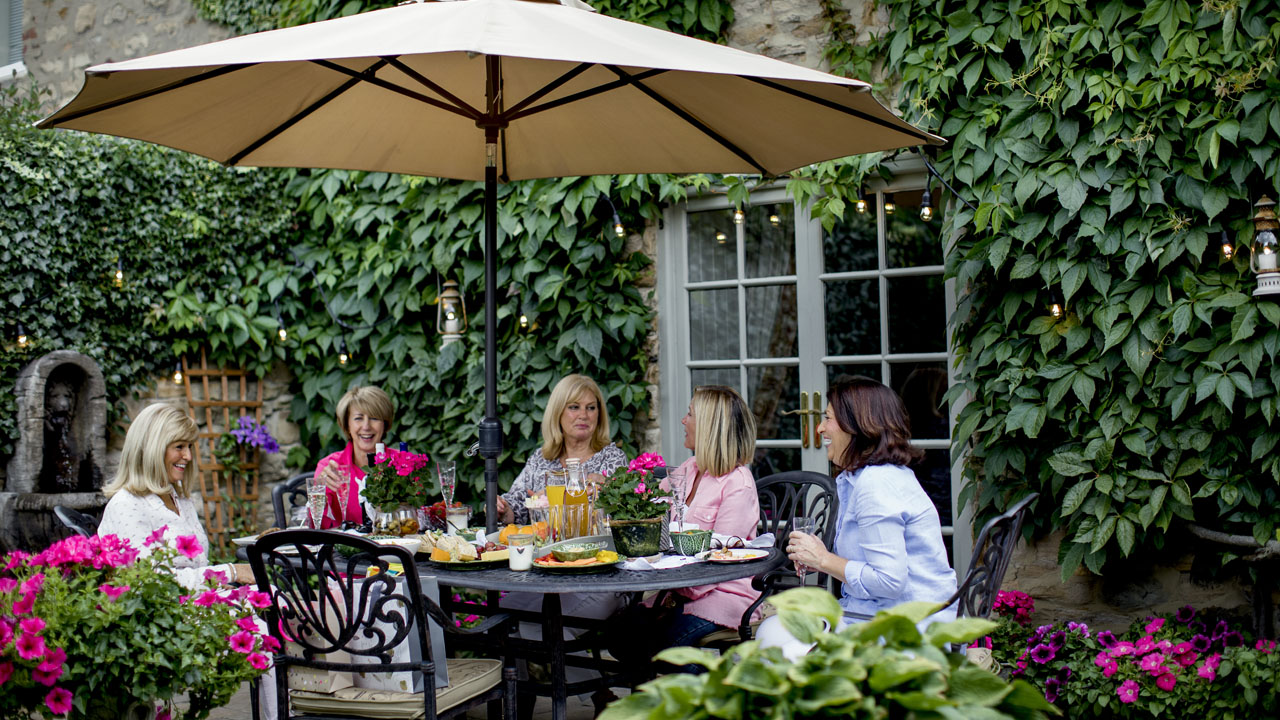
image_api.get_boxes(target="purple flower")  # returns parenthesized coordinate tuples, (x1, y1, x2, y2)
(1097, 630, 1117, 648)
(1048, 631, 1067, 649)
(1057, 665, 1073, 682)
(1044, 676, 1061, 703)
(1029, 644, 1056, 664)
(1189, 620, 1206, 634)
(1175, 605, 1196, 623)
(1223, 631, 1243, 648)
(1191, 634, 1212, 653)
(1212, 620, 1229, 640)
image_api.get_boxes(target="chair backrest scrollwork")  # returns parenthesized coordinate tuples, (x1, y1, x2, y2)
(271, 473, 312, 529)
(755, 471, 839, 583)
(945, 493, 1038, 619)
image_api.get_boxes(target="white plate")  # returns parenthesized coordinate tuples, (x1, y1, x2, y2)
(698, 548, 769, 563)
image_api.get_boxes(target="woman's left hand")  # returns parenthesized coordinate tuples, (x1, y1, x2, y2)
(586, 472, 607, 492)
(786, 531, 830, 572)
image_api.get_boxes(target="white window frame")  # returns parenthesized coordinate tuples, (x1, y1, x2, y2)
(1, 0, 27, 85)
(656, 160, 975, 574)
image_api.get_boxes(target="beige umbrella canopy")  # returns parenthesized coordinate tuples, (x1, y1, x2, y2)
(40, 0, 941, 529)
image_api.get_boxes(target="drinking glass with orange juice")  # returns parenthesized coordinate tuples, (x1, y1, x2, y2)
(545, 469, 567, 540)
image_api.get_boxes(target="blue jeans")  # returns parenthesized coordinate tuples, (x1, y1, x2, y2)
(608, 605, 723, 665)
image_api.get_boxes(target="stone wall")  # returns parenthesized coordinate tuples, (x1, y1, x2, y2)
(22, 0, 231, 111)
(726, 0, 888, 72)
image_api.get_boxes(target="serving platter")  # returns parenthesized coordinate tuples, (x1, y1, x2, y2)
(531, 557, 623, 574)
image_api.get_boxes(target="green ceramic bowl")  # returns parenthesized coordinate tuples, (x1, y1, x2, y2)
(672, 529, 712, 556)
(551, 541, 606, 562)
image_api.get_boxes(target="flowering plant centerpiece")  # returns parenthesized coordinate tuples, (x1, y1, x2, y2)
(362, 450, 433, 512)
(0, 532, 271, 720)
(596, 453, 673, 522)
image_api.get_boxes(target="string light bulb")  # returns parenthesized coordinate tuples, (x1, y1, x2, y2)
(1221, 230, 1234, 260)
(613, 218, 625, 237)
(16, 323, 29, 349)
(1047, 288, 1065, 319)
(716, 231, 727, 244)
(733, 208, 744, 224)
(920, 189, 934, 222)
(113, 259, 124, 288)
(276, 314, 288, 342)
(855, 191, 869, 214)
(884, 193, 896, 215)
(172, 361, 183, 385)
(768, 206, 780, 226)
(338, 339, 350, 366)
(519, 313, 529, 328)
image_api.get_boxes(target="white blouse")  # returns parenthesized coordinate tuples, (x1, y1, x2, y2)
(98, 490, 235, 590)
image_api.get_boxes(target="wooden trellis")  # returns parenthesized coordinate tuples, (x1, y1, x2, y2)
(182, 350, 263, 553)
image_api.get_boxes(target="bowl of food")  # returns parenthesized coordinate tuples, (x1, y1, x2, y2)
(671, 529, 712, 556)
(551, 541, 606, 562)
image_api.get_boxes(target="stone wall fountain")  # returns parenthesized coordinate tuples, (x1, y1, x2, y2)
(0, 350, 108, 552)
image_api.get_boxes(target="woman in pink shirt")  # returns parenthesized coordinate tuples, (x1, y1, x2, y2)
(312, 385, 400, 528)
(611, 385, 760, 660)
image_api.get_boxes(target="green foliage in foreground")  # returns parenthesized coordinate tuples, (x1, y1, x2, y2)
(601, 588, 1058, 720)
(846, 0, 1280, 576)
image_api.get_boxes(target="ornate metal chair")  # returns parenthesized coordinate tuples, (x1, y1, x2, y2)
(270, 472, 312, 529)
(248, 529, 517, 720)
(943, 492, 1039, 618)
(698, 470, 839, 646)
(53, 505, 99, 538)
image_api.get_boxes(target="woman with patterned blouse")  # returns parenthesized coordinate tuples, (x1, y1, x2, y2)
(496, 374, 627, 524)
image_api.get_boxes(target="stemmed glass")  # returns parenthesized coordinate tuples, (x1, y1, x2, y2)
(306, 474, 328, 529)
(792, 517, 818, 582)
(334, 465, 351, 526)
(437, 460, 457, 508)
(666, 468, 689, 530)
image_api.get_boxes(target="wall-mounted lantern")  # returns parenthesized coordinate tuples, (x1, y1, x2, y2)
(1251, 196, 1280, 297)
(437, 280, 468, 345)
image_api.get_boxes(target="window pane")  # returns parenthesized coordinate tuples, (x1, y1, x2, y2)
(913, 449, 953, 527)
(823, 206, 877, 273)
(745, 203, 795, 279)
(745, 284, 798, 358)
(823, 279, 879, 356)
(887, 275, 945, 354)
(691, 367, 740, 392)
(886, 189, 944, 269)
(752, 447, 801, 481)
(892, 362, 950, 440)
(688, 209, 737, 282)
(689, 288, 739, 360)
(826, 363, 882, 385)
(747, 365, 800, 440)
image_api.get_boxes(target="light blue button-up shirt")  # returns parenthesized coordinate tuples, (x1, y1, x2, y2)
(834, 464, 957, 622)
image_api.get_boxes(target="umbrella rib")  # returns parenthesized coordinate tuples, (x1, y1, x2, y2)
(384, 57, 483, 120)
(504, 68, 667, 123)
(743, 77, 938, 144)
(309, 59, 478, 121)
(226, 59, 390, 166)
(41, 64, 252, 125)
(502, 62, 592, 117)
(604, 64, 768, 176)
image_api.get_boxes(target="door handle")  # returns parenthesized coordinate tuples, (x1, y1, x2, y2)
(812, 391, 822, 447)
(780, 391, 811, 448)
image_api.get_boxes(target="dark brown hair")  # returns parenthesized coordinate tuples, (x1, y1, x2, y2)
(827, 376, 923, 472)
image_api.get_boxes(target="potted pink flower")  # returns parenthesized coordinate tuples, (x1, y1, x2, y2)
(597, 453, 673, 556)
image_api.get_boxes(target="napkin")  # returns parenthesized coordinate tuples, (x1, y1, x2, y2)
(710, 532, 775, 549)
(621, 554, 704, 571)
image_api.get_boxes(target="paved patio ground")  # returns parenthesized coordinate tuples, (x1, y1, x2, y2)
(205, 682, 606, 719)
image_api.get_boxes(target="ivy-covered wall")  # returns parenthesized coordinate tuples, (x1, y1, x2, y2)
(843, 0, 1280, 576)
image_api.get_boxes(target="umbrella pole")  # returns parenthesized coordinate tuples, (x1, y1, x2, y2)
(479, 59, 503, 535)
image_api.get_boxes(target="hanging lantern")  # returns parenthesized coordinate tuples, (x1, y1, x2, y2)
(437, 279, 468, 345)
(855, 190, 869, 214)
(172, 361, 184, 385)
(1251, 196, 1280, 296)
(16, 322, 29, 349)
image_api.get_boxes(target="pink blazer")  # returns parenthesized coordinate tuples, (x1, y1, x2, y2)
(664, 458, 761, 628)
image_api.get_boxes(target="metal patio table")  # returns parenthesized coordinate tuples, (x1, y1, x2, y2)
(424, 549, 786, 720)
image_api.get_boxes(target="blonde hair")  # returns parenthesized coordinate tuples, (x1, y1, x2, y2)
(541, 374, 611, 461)
(691, 386, 756, 477)
(336, 385, 396, 442)
(104, 403, 199, 499)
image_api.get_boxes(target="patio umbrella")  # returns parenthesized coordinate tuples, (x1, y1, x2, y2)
(38, 0, 943, 531)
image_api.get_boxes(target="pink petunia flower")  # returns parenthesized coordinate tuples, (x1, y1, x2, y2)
(203, 569, 229, 585)
(144, 525, 170, 547)
(1174, 650, 1199, 668)
(4, 550, 30, 570)
(156, 709, 172, 720)
(1198, 663, 1216, 681)
(634, 482, 647, 494)
(16, 631, 46, 660)
(1139, 652, 1167, 674)
(1205, 653, 1222, 670)
(1136, 636, 1156, 654)
(21, 573, 46, 596)
(175, 535, 202, 559)
(0, 662, 12, 685)
(34, 666, 64, 686)
(20, 617, 46, 634)
(193, 590, 222, 607)
(1256, 638, 1276, 654)
(45, 687, 73, 715)
(0, 577, 16, 593)
(1102, 660, 1118, 678)
(237, 616, 260, 633)
(99, 584, 130, 601)
(38, 647, 66, 673)
(229, 631, 256, 654)
(12, 591, 36, 616)
(261, 636, 281, 653)
(1156, 673, 1177, 691)
(247, 652, 270, 670)
(1146, 617, 1165, 634)
(1109, 641, 1135, 657)
(1117, 679, 1140, 704)
(1094, 651, 1112, 667)
(246, 591, 272, 609)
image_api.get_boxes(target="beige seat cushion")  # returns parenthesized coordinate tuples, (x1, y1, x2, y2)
(290, 658, 503, 719)
(696, 603, 778, 647)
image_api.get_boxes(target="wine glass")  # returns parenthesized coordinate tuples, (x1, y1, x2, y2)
(792, 517, 818, 582)
(666, 468, 689, 530)
(437, 460, 457, 508)
(306, 474, 328, 529)
(334, 464, 351, 526)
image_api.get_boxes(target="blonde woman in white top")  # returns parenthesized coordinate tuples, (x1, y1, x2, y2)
(98, 403, 254, 590)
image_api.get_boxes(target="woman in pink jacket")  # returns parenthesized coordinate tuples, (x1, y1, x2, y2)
(612, 385, 760, 659)
(312, 385, 401, 528)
